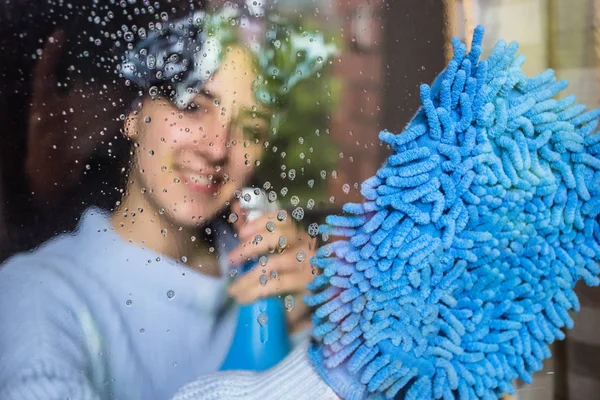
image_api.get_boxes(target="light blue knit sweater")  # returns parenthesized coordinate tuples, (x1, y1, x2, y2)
(0, 208, 239, 400)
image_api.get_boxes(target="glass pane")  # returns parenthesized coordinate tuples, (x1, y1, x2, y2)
(0, 1, 598, 400)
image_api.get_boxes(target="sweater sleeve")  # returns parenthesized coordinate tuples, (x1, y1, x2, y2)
(171, 339, 340, 400)
(0, 258, 104, 400)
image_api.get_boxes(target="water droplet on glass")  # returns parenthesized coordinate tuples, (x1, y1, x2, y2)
(126, 300, 133, 307)
(230, 269, 238, 277)
(342, 184, 350, 194)
(173, 177, 181, 184)
(257, 312, 268, 326)
(268, 191, 277, 202)
(190, 236, 196, 242)
(277, 210, 287, 221)
(259, 274, 268, 286)
(308, 223, 319, 238)
(140, 328, 145, 333)
(291, 207, 305, 221)
(278, 236, 287, 249)
(228, 212, 238, 223)
(145, 116, 152, 123)
(308, 179, 315, 188)
(296, 250, 306, 262)
(266, 221, 276, 232)
(284, 295, 295, 311)
(259, 255, 268, 266)
(161, 228, 167, 236)
(181, 256, 187, 263)
(291, 196, 300, 206)
(167, 290, 175, 299)
(307, 199, 315, 210)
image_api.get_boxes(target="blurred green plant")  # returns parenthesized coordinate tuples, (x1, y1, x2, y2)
(254, 18, 341, 207)
(258, 71, 340, 205)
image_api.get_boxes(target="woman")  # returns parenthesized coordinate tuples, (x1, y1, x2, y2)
(0, 3, 336, 399)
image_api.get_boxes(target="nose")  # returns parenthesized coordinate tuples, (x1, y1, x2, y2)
(199, 113, 230, 164)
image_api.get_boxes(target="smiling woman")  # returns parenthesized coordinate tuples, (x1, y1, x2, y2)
(0, 2, 337, 400)
(113, 45, 273, 277)
(120, 46, 269, 224)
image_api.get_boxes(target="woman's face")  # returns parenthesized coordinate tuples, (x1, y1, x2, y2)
(125, 46, 270, 227)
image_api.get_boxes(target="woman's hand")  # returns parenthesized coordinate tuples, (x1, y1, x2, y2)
(227, 201, 316, 333)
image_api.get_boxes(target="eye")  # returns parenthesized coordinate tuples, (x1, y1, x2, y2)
(185, 97, 211, 114)
(242, 125, 266, 140)
(184, 102, 201, 113)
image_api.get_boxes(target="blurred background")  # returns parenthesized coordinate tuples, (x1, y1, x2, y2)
(0, 0, 599, 399)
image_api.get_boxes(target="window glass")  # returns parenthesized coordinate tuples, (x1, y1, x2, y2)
(0, 1, 597, 400)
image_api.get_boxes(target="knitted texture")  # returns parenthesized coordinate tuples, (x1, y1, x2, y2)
(171, 339, 338, 400)
(306, 25, 600, 400)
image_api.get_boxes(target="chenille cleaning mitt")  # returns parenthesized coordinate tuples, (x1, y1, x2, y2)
(306, 25, 600, 400)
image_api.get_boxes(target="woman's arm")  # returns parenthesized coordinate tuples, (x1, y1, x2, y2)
(172, 339, 340, 400)
(0, 260, 103, 400)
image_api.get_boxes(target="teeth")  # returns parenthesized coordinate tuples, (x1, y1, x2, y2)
(187, 173, 211, 185)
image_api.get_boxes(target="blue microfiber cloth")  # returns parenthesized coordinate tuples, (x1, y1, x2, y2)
(305, 25, 600, 400)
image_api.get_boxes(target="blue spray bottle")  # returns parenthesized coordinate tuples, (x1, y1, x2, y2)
(220, 188, 291, 371)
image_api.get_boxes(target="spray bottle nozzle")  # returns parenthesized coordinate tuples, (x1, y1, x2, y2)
(239, 187, 278, 222)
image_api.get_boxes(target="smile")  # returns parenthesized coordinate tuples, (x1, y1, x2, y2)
(178, 170, 225, 194)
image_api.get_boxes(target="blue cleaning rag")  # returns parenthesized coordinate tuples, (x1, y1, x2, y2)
(305, 25, 600, 400)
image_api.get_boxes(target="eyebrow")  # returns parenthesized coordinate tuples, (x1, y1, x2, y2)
(198, 89, 216, 101)
(195, 88, 270, 124)
(237, 108, 270, 125)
